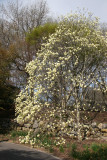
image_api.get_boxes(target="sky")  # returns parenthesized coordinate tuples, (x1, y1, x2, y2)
(0, 0, 107, 23)
(46, 0, 107, 23)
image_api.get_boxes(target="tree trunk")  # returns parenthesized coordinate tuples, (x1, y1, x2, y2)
(76, 102, 82, 141)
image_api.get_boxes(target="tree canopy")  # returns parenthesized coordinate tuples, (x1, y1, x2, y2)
(26, 22, 58, 45)
(15, 13, 107, 141)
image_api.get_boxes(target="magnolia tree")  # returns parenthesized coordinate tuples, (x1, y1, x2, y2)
(15, 13, 107, 141)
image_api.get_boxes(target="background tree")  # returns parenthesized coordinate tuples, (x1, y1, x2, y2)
(0, 0, 57, 88)
(8, 22, 58, 88)
(0, 42, 18, 111)
(0, 0, 49, 47)
(0, 0, 58, 115)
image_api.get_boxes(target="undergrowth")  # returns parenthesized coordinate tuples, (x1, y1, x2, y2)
(70, 143, 107, 160)
(8, 130, 107, 160)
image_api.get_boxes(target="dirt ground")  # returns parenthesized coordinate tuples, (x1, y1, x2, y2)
(86, 111, 107, 123)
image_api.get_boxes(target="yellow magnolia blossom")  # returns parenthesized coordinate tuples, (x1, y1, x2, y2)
(15, 12, 107, 142)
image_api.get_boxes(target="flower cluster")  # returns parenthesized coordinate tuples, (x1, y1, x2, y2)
(54, 137, 66, 146)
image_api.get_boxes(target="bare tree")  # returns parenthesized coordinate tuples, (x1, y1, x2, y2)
(0, 0, 49, 46)
(0, 0, 49, 87)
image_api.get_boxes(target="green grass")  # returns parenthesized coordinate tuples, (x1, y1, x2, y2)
(49, 146, 54, 153)
(70, 143, 107, 160)
(10, 130, 28, 138)
(59, 145, 65, 153)
(66, 143, 70, 148)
